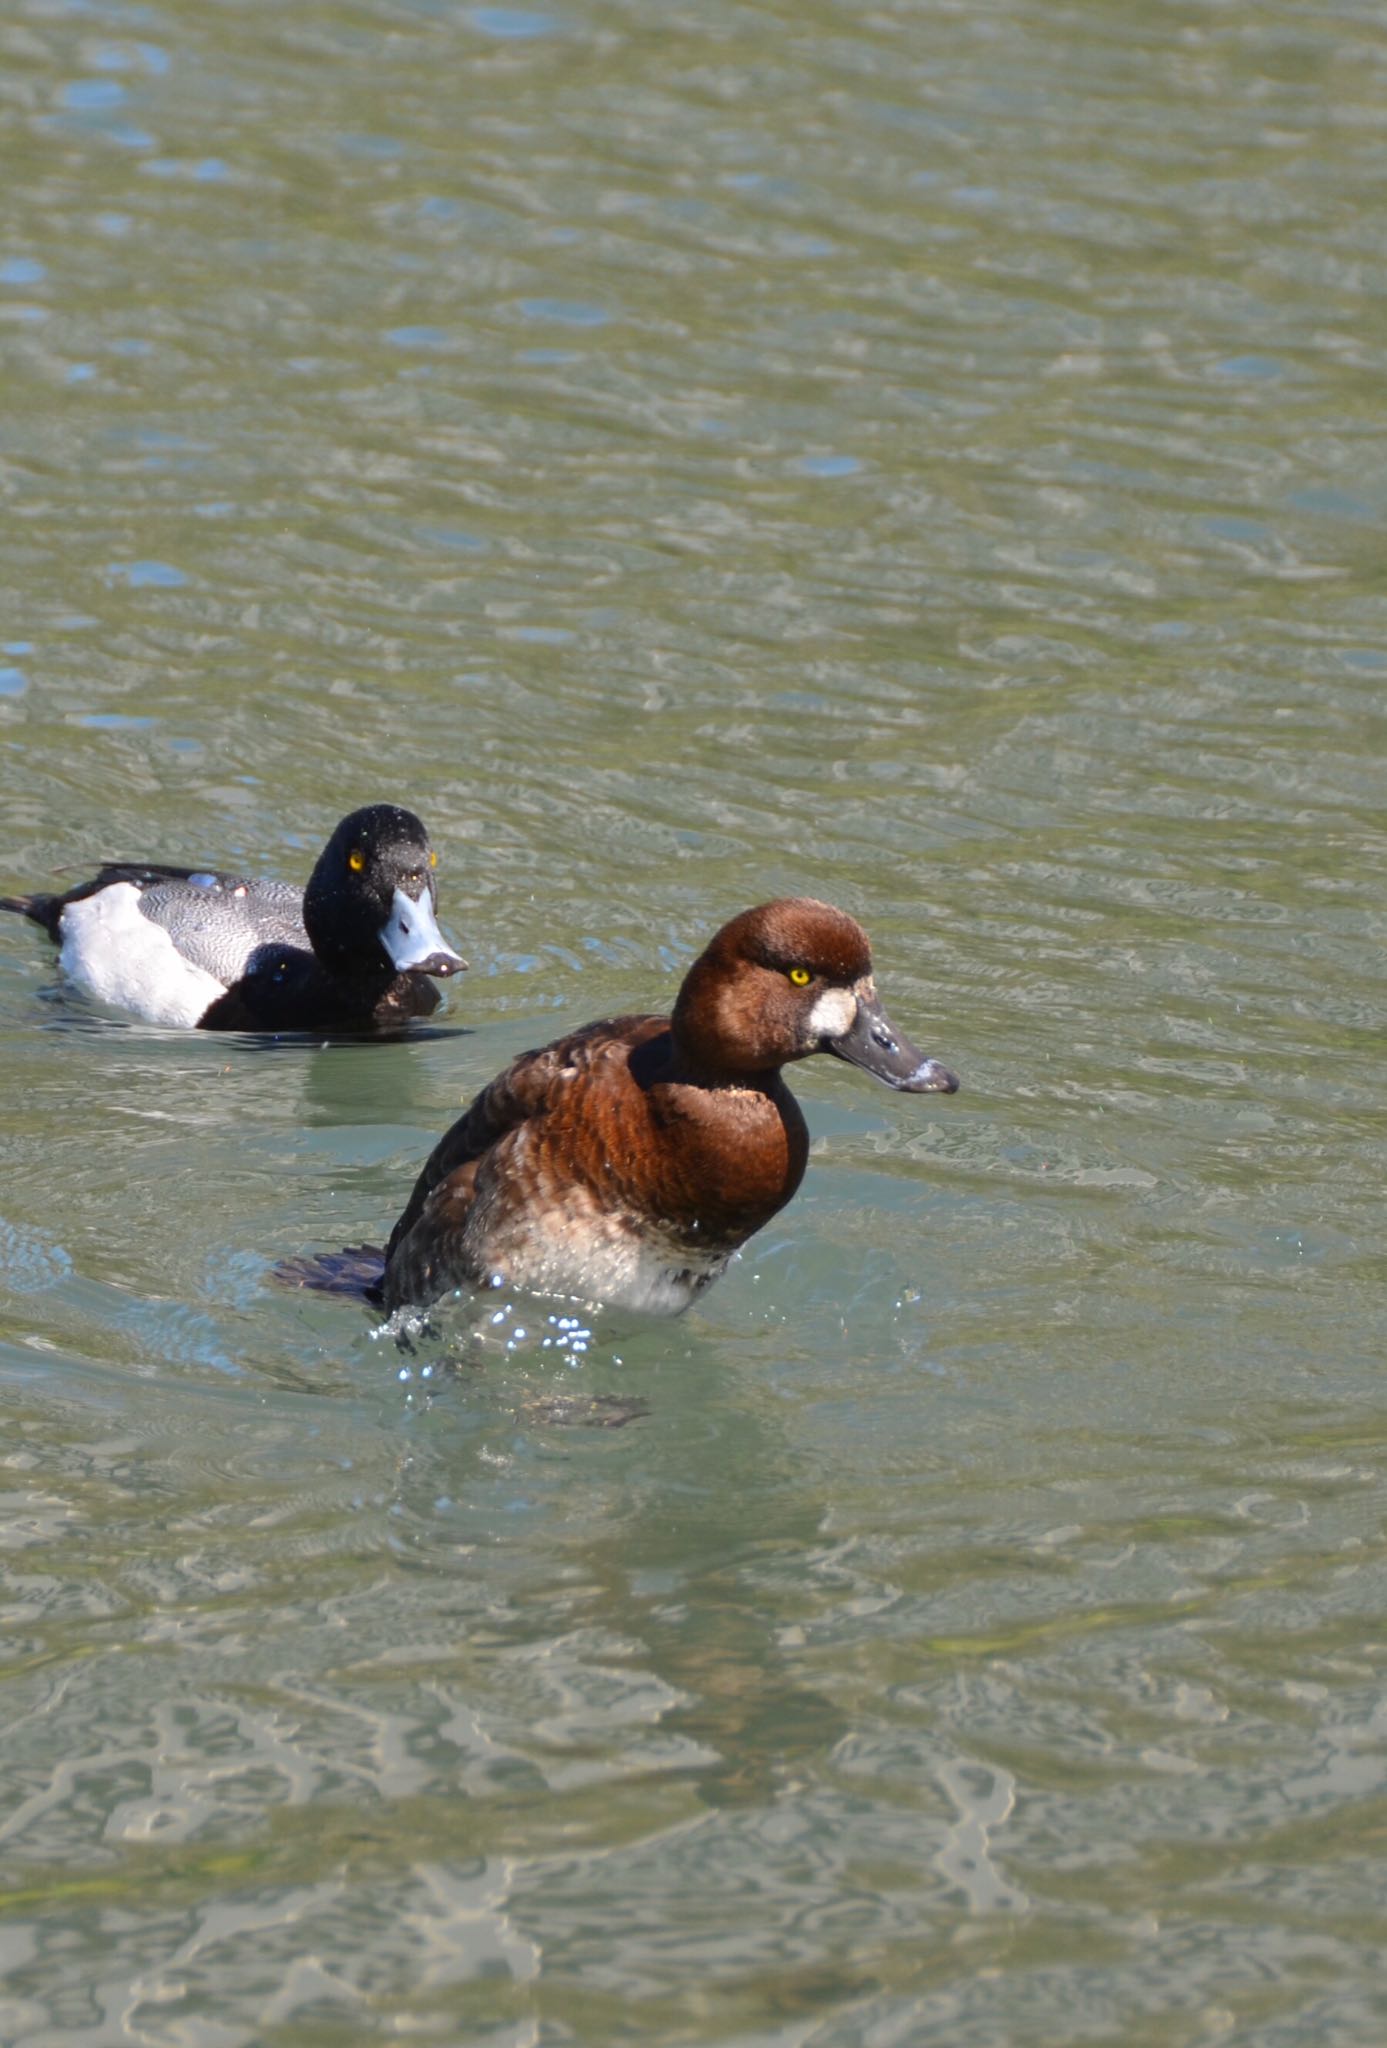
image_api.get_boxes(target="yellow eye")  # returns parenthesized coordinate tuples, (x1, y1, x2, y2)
(429, 849, 437, 868)
(349, 848, 365, 873)
(788, 966, 811, 987)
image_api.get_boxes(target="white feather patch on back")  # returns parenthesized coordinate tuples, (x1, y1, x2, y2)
(59, 883, 228, 1028)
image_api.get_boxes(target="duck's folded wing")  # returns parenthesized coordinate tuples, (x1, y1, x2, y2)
(132, 877, 307, 984)
(2, 868, 307, 974)
(1, 865, 220, 938)
(385, 1013, 663, 1260)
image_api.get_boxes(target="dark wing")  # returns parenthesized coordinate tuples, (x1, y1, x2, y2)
(384, 1013, 666, 1262)
(0, 866, 307, 973)
(0, 865, 209, 939)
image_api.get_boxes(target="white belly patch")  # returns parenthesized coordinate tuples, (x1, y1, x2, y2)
(482, 1185, 729, 1316)
(59, 884, 228, 1028)
(540, 1232, 728, 1316)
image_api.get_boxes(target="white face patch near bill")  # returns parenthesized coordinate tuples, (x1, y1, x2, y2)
(59, 883, 227, 1028)
(805, 986, 858, 1041)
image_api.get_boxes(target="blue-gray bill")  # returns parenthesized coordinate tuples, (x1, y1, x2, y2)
(379, 886, 467, 977)
(826, 991, 959, 1094)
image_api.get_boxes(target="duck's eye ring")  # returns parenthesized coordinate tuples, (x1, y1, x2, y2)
(788, 966, 811, 987)
(348, 848, 365, 873)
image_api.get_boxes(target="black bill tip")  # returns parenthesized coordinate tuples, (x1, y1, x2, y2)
(415, 950, 467, 978)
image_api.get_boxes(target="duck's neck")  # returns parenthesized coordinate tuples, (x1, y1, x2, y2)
(303, 876, 381, 981)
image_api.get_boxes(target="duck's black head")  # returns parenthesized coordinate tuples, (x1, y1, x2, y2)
(303, 804, 465, 981)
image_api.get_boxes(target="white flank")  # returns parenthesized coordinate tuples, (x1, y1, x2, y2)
(573, 1235, 727, 1316)
(512, 1237, 726, 1316)
(491, 1181, 728, 1316)
(59, 884, 227, 1028)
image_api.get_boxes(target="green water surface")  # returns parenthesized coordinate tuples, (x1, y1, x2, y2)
(2, 1, 1386, 2042)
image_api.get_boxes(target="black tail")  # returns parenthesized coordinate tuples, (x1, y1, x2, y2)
(273, 1244, 386, 1304)
(0, 892, 64, 938)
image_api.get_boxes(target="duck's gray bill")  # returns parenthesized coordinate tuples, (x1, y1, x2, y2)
(826, 990, 959, 1094)
(380, 886, 467, 977)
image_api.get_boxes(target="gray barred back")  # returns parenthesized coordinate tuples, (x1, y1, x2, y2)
(134, 875, 308, 986)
